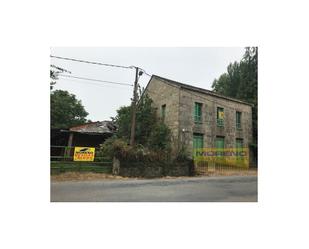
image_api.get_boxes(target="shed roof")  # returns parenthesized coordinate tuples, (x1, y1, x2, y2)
(149, 75, 253, 106)
(69, 121, 116, 135)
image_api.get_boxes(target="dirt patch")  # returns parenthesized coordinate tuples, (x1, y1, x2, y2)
(51, 172, 134, 182)
(51, 169, 258, 182)
(51, 172, 190, 182)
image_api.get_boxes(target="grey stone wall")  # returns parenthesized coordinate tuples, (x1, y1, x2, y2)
(179, 88, 252, 155)
(145, 77, 181, 153)
(117, 160, 193, 178)
(145, 77, 253, 159)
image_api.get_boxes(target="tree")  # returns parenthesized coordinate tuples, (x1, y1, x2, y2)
(50, 65, 71, 90)
(51, 90, 89, 128)
(50, 69, 57, 90)
(147, 121, 171, 151)
(212, 47, 258, 159)
(112, 94, 171, 151)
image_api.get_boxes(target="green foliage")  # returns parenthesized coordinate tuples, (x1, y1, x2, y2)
(50, 70, 57, 90)
(136, 95, 158, 145)
(101, 137, 168, 162)
(112, 106, 131, 141)
(100, 94, 175, 177)
(147, 121, 171, 152)
(51, 90, 89, 128)
(100, 137, 193, 177)
(50, 65, 71, 90)
(212, 47, 258, 147)
(100, 137, 115, 158)
(112, 94, 171, 151)
(100, 137, 127, 159)
(50, 162, 112, 175)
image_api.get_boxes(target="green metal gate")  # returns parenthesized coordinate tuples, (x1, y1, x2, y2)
(50, 145, 112, 174)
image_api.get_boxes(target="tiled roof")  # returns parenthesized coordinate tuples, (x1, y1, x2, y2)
(69, 121, 117, 134)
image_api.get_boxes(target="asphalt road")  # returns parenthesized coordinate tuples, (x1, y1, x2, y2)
(50, 176, 257, 202)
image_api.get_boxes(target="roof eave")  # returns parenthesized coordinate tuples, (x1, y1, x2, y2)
(152, 75, 253, 107)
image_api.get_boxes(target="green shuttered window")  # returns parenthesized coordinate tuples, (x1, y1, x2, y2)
(236, 138, 244, 160)
(236, 111, 242, 129)
(215, 136, 224, 157)
(215, 136, 225, 149)
(161, 104, 166, 120)
(193, 133, 204, 149)
(217, 107, 224, 127)
(194, 102, 202, 123)
(236, 138, 243, 148)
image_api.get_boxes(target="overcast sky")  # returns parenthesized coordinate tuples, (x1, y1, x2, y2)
(50, 47, 245, 121)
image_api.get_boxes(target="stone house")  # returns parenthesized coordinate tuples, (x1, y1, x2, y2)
(144, 75, 253, 161)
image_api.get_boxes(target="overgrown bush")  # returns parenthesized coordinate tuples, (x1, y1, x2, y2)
(100, 138, 193, 177)
(101, 138, 168, 162)
(147, 121, 171, 153)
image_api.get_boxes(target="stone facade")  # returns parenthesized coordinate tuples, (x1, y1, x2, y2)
(145, 76, 181, 151)
(144, 75, 253, 157)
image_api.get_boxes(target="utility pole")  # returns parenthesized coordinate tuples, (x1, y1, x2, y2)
(129, 67, 140, 146)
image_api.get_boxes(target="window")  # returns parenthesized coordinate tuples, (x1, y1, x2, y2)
(217, 107, 224, 127)
(236, 138, 244, 161)
(193, 133, 204, 149)
(236, 138, 243, 148)
(194, 102, 202, 123)
(215, 136, 225, 149)
(161, 104, 166, 120)
(236, 111, 242, 129)
(215, 136, 225, 157)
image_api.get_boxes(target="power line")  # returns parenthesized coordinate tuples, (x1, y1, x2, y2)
(58, 74, 133, 86)
(51, 55, 153, 76)
(50, 55, 134, 69)
(140, 69, 152, 77)
(50, 64, 71, 74)
(57, 78, 131, 90)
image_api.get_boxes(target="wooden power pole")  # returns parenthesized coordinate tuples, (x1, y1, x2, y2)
(129, 67, 139, 146)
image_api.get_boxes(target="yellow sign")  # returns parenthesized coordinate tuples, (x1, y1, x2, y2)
(73, 147, 95, 161)
(218, 111, 224, 119)
(193, 148, 249, 168)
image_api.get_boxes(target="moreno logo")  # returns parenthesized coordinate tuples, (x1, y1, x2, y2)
(79, 148, 90, 152)
(193, 148, 249, 168)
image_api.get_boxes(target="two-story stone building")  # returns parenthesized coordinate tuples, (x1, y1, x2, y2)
(144, 75, 253, 160)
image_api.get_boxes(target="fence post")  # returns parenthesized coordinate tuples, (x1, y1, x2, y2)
(65, 133, 74, 160)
